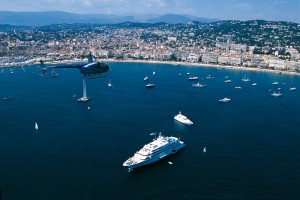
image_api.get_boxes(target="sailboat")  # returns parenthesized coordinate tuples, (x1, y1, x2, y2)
(271, 90, 282, 97)
(51, 68, 59, 77)
(78, 78, 90, 102)
(242, 74, 250, 82)
(35, 122, 39, 130)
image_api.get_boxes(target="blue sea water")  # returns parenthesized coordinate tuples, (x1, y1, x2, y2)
(0, 62, 300, 199)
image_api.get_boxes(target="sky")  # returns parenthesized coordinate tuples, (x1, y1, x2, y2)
(0, 0, 299, 23)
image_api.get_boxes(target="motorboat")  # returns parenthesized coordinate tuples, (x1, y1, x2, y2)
(146, 83, 155, 88)
(123, 133, 185, 171)
(188, 76, 199, 81)
(219, 97, 231, 103)
(174, 111, 193, 126)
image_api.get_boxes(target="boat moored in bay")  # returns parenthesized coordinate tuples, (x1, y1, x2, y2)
(174, 111, 193, 126)
(123, 133, 185, 171)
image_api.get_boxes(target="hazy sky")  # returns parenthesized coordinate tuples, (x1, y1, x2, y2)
(1, 0, 299, 22)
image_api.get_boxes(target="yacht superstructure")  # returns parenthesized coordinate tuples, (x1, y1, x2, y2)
(123, 134, 185, 171)
(174, 111, 193, 126)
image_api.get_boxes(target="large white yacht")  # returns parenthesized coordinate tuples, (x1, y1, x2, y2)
(123, 134, 185, 171)
(174, 111, 193, 126)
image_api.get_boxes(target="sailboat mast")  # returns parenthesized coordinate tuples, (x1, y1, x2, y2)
(83, 78, 87, 98)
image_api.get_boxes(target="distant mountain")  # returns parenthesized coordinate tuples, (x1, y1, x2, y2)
(0, 11, 219, 26)
(0, 11, 135, 26)
(147, 14, 219, 24)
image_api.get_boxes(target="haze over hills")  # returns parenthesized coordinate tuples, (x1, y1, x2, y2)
(0, 11, 219, 26)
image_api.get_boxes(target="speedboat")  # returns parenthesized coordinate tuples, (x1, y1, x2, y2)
(188, 76, 199, 81)
(272, 82, 279, 85)
(219, 97, 231, 103)
(192, 82, 206, 88)
(224, 80, 232, 83)
(146, 83, 155, 88)
(252, 83, 257, 86)
(123, 133, 185, 171)
(144, 76, 149, 81)
(289, 87, 296, 91)
(235, 86, 242, 89)
(174, 111, 193, 126)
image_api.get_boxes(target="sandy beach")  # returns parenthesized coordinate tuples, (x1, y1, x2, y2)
(100, 59, 300, 76)
(1, 58, 299, 77)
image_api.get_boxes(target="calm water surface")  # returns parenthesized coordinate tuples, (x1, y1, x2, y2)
(0, 62, 300, 199)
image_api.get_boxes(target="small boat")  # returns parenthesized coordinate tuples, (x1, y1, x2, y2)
(252, 83, 257, 86)
(51, 69, 59, 77)
(146, 83, 155, 88)
(150, 132, 157, 136)
(77, 97, 90, 102)
(178, 73, 181, 76)
(289, 87, 296, 91)
(187, 72, 190, 75)
(271, 91, 282, 97)
(108, 80, 113, 87)
(174, 111, 193, 126)
(152, 71, 156, 75)
(272, 82, 279, 85)
(51, 73, 59, 77)
(192, 82, 206, 88)
(242, 74, 250, 82)
(219, 97, 231, 103)
(78, 79, 90, 102)
(225, 76, 228, 78)
(188, 76, 199, 81)
(224, 80, 232, 83)
(87, 106, 91, 110)
(168, 161, 173, 165)
(35, 122, 39, 130)
(235, 86, 242, 89)
(203, 147, 206, 153)
(144, 76, 149, 81)
(3, 97, 12, 100)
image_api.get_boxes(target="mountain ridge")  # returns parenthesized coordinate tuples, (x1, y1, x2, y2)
(0, 11, 219, 26)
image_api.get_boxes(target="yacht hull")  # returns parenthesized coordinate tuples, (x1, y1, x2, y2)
(124, 142, 185, 171)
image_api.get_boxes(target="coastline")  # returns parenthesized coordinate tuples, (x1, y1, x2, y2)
(1, 58, 299, 76)
(101, 59, 300, 76)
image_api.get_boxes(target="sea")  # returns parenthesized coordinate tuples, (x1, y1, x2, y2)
(0, 62, 300, 199)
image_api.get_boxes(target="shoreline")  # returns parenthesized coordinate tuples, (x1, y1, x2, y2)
(101, 59, 300, 76)
(1, 58, 299, 76)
